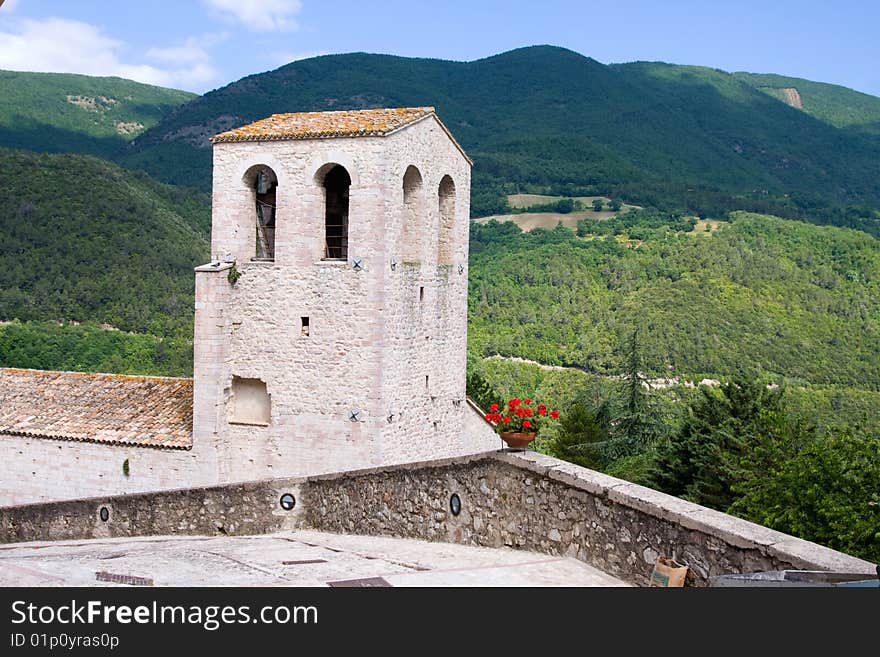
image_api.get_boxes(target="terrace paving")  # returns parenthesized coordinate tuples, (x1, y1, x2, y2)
(0, 530, 628, 587)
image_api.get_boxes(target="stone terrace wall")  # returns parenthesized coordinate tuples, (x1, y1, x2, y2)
(0, 480, 298, 545)
(0, 452, 874, 586)
(301, 452, 875, 586)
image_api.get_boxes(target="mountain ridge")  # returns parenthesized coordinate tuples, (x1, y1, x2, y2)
(734, 70, 880, 134)
(111, 46, 880, 232)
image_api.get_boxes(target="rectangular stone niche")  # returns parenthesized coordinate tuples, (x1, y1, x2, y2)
(229, 376, 271, 426)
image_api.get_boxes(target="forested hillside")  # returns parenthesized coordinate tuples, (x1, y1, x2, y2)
(118, 46, 880, 235)
(0, 149, 209, 337)
(469, 211, 880, 388)
(0, 321, 193, 377)
(0, 70, 195, 158)
(467, 210, 880, 562)
(3, 53, 878, 390)
(2, 53, 877, 560)
(735, 71, 880, 134)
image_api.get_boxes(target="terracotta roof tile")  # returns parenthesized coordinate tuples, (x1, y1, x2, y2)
(211, 107, 436, 143)
(0, 368, 192, 450)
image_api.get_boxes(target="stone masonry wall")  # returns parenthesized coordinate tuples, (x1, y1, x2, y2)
(1, 451, 873, 586)
(0, 394, 494, 508)
(203, 136, 389, 480)
(195, 114, 494, 481)
(377, 118, 477, 464)
(0, 480, 297, 544)
(302, 452, 877, 585)
(192, 261, 232, 483)
(0, 435, 214, 507)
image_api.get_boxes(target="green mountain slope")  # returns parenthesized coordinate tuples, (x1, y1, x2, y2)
(117, 46, 880, 233)
(0, 70, 196, 158)
(0, 320, 194, 377)
(735, 71, 880, 134)
(0, 148, 210, 336)
(468, 212, 880, 389)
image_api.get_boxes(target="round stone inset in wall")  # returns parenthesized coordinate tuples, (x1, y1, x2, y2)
(279, 493, 296, 511)
(99, 506, 109, 522)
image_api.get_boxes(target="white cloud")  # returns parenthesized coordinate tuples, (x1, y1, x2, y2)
(147, 42, 210, 66)
(143, 34, 227, 86)
(273, 50, 329, 66)
(0, 18, 217, 89)
(147, 33, 228, 65)
(204, 0, 303, 31)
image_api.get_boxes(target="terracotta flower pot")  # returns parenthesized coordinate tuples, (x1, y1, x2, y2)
(499, 431, 537, 450)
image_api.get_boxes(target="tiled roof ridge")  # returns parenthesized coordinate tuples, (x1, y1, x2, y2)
(0, 367, 193, 383)
(269, 105, 435, 120)
(0, 428, 192, 451)
(211, 106, 437, 143)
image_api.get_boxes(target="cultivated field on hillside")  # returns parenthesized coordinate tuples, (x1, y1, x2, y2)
(474, 211, 594, 231)
(475, 194, 639, 231)
(507, 193, 638, 210)
(692, 218, 728, 233)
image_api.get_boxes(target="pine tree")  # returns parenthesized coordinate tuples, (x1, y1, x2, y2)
(602, 328, 664, 461)
(648, 380, 790, 509)
(465, 369, 498, 412)
(548, 400, 611, 469)
(596, 329, 664, 464)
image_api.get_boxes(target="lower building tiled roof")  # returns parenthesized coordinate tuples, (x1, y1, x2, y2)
(0, 368, 193, 450)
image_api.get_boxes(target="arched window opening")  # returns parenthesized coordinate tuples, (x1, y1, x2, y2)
(247, 165, 278, 261)
(401, 166, 423, 263)
(322, 165, 351, 260)
(437, 175, 456, 265)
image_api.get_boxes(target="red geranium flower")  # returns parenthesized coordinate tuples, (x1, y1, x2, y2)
(491, 396, 555, 439)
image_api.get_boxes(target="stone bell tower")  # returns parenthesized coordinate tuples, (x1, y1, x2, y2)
(192, 107, 496, 482)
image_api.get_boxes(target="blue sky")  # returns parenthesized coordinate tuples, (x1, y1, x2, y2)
(0, 0, 877, 96)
